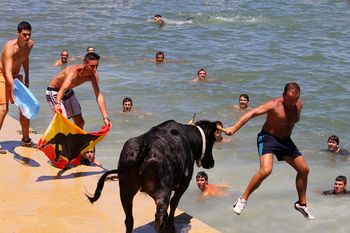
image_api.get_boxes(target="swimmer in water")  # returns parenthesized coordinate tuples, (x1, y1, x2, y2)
(153, 14, 165, 26)
(190, 69, 207, 82)
(54, 50, 69, 67)
(121, 97, 133, 112)
(322, 175, 350, 195)
(196, 171, 229, 197)
(234, 94, 251, 111)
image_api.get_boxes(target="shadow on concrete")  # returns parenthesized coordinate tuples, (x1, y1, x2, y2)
(133, 212, 193, 233)
(36, 170, 105, 182)
(1, 140, 40, 167)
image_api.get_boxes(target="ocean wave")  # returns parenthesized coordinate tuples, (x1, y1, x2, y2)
(147, 18, 193, 25)
(210, 15, 266, 24)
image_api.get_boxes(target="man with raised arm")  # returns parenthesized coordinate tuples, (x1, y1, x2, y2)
(220, 82, 315, 220)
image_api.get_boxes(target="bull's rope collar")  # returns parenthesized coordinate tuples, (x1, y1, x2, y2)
(195, 126, 206, 167)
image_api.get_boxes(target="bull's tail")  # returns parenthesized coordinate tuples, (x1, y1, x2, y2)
(85, 169, 119, 203)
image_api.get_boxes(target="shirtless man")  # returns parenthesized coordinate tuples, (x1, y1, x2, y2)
(86, 46, 95, 53)
(0, 21, 36, 151)
(153, 14, 165, 26)
(155, 51, 164, 63)
(196, 171, 228, 197)
(122, 97, 133, 112)
(54, 49, 69, 67)
(190, 68, 206, 82)
(322, 175, 350, 195)
(145, 51, 165, 64)
(46, 52, 111, 129)
(220, 82, 315, 220)
(81, 147, 102, 167)
(326, 135, 350, 156)
(234, 94, 251, 111)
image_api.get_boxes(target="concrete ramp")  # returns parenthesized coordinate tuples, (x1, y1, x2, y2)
(0, 115, 219, 233)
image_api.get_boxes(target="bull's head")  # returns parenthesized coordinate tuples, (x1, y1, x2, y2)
(194, 120, 219, 169)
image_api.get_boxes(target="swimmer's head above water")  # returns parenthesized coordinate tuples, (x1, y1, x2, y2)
(155, 51, 165, 63)
(154, 14, 165, 25)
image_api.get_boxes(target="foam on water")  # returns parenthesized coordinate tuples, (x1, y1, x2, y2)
(210, 15, 266, 24)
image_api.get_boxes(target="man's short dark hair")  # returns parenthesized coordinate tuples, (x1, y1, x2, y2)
(84, 52, 100, 62)
(87, 46, 95, 52)
(328, 135, 340, 145)
(239, 93, 250, 102)
(196, 171, 208, 181)
(60, 50, 69, 56)
(156, 51, 164, 57)
(17, 21, 32, 32)
(123, 97, 133, 105)
(197, 68, 206, 76)
(154, 14, 162, 18)
(284, 82, 300, 94)
(336, 175, 347, 185)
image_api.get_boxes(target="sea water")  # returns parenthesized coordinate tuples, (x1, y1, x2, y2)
(1, 1, 350, 232)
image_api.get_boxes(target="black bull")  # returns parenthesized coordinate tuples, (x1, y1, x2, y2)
(86, 120, 218, 233)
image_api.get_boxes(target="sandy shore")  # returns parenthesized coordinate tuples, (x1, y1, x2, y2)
(0, 115, 219, 233)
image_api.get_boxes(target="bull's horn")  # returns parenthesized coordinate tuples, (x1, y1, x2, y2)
(187, 119, 195, 125)
(187, 113, 196, 125)
(216, 125, 224, 131)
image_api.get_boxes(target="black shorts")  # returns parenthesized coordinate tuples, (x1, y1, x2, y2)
(257, 130, 301, 161)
